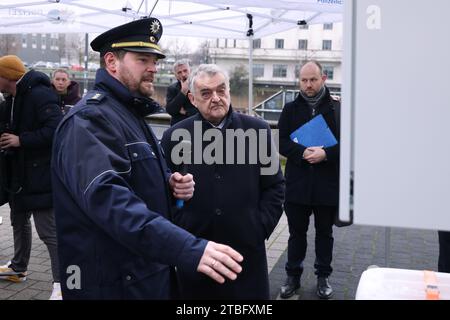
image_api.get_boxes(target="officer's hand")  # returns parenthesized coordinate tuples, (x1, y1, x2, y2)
(169, 172, 195, 200)
(304, 147, 326, 164)
(197, 241, 243, 284)
(0, 133, 20, 148)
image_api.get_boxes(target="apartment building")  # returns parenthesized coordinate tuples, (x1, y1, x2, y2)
(208, 22, 343, 95)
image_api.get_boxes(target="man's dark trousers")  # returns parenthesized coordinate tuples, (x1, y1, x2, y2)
(284, 203, 334, 278)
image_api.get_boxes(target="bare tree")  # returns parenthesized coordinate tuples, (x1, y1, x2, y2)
(58, 34, 67, 63)
(163, 38, 190, 61)
(0, 34, 20, 56)
(229, 64, 248, 95)
(191, 41, 211, 65)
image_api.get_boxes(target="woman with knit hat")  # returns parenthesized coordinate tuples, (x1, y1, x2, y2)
(0, 55, 63, 300)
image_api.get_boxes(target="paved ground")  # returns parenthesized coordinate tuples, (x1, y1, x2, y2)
(0, 204, 440, 300)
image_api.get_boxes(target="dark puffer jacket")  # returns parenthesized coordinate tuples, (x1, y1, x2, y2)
(1, 70, 63, 212)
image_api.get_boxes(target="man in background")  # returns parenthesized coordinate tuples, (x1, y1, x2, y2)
(0, 55, 63, 300)
(51, 69, 81, 113)
(278, 60, 340, 300)
(165, 59, 198, 125)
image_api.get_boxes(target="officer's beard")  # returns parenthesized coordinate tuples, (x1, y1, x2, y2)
(120, 67, 154, 97)
(139, 80, 154, 97)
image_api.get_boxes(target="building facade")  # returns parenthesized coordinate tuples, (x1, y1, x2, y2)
(1, 33, 61, 65)
(208, 22, 343, 95)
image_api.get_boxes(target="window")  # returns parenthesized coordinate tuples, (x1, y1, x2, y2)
(225, 39, 228, 48)
(216, 39, 219, 47)
(22, 35, 27, 48)
(294, 64, 301, 78)
(323, 23, 333, 30)
(273, 64, 287, 78)
(41, 37, 46, 50)
(253, 64, 264, 78)
(323, 66, 334, 80)
(299, 24, 309, 30)
(32, 38, 37, 49)
(253, 39, 261, 49)
(275, 39, 284, 49)
(51, 38, 59, 51)
(233, 39, 236, 48)
(298, 39, 308, 50)
(322, 40, 332, 51)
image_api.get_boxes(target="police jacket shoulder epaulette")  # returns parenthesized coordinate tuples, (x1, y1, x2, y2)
(86, 92, 106, 105)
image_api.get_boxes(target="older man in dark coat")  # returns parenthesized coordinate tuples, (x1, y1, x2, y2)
(161, 64, 285, 299)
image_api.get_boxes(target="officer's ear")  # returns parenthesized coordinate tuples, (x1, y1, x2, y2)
(103, 52, 118, 72)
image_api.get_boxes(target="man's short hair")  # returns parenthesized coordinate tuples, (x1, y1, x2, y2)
(173, 59, 190, 72)
(100, 50, 127, 68)
(52, 69, 70, 79)
(188, 64, 229, 94)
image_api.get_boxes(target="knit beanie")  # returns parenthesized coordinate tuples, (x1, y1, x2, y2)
(0, 55, 26, 81)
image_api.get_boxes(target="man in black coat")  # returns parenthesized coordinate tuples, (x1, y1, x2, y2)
(165, 59, 198, 125)
(277, 61, 340, 300)
(0, 55, 63, 299)
(161, 64, 285, 299)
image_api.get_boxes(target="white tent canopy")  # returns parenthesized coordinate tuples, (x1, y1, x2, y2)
(0, 0, 343, 38)
(1, 0, 343, 111)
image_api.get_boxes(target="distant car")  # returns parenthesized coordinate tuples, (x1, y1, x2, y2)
(87, 62, 100, 71)
(32, 61, 47, 68)
(70, 64, 84, 71)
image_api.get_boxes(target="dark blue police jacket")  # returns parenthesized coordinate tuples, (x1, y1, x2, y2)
(51, 68, 207, 299)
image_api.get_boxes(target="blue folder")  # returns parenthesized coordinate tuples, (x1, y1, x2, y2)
(290, 114, 337, 148)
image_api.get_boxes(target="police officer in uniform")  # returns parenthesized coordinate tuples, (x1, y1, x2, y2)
(51, 17, 243, 300)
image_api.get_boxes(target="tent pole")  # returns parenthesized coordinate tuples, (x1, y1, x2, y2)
(248, 36, 253, 115)
(246, 14, 254, 115)
(84, 33, 89, 95)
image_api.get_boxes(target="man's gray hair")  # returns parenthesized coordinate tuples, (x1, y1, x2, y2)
(173, 59, 191, 72)
(188, 64, 230, 94)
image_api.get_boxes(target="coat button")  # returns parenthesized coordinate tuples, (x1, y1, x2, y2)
(132, 153, 138, 158)
(32, 163, 38, 167)
(125, 275, 131, 281)
(215, 208, 222, 216)
(215, 173, 221, 179)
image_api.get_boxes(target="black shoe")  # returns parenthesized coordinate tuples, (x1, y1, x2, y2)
(280, 275, 300, 299)
(317, 277, 333, 299)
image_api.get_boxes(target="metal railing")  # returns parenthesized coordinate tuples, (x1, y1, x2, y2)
(253, 89, 341, 122)
(253, 90, 299, 121)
